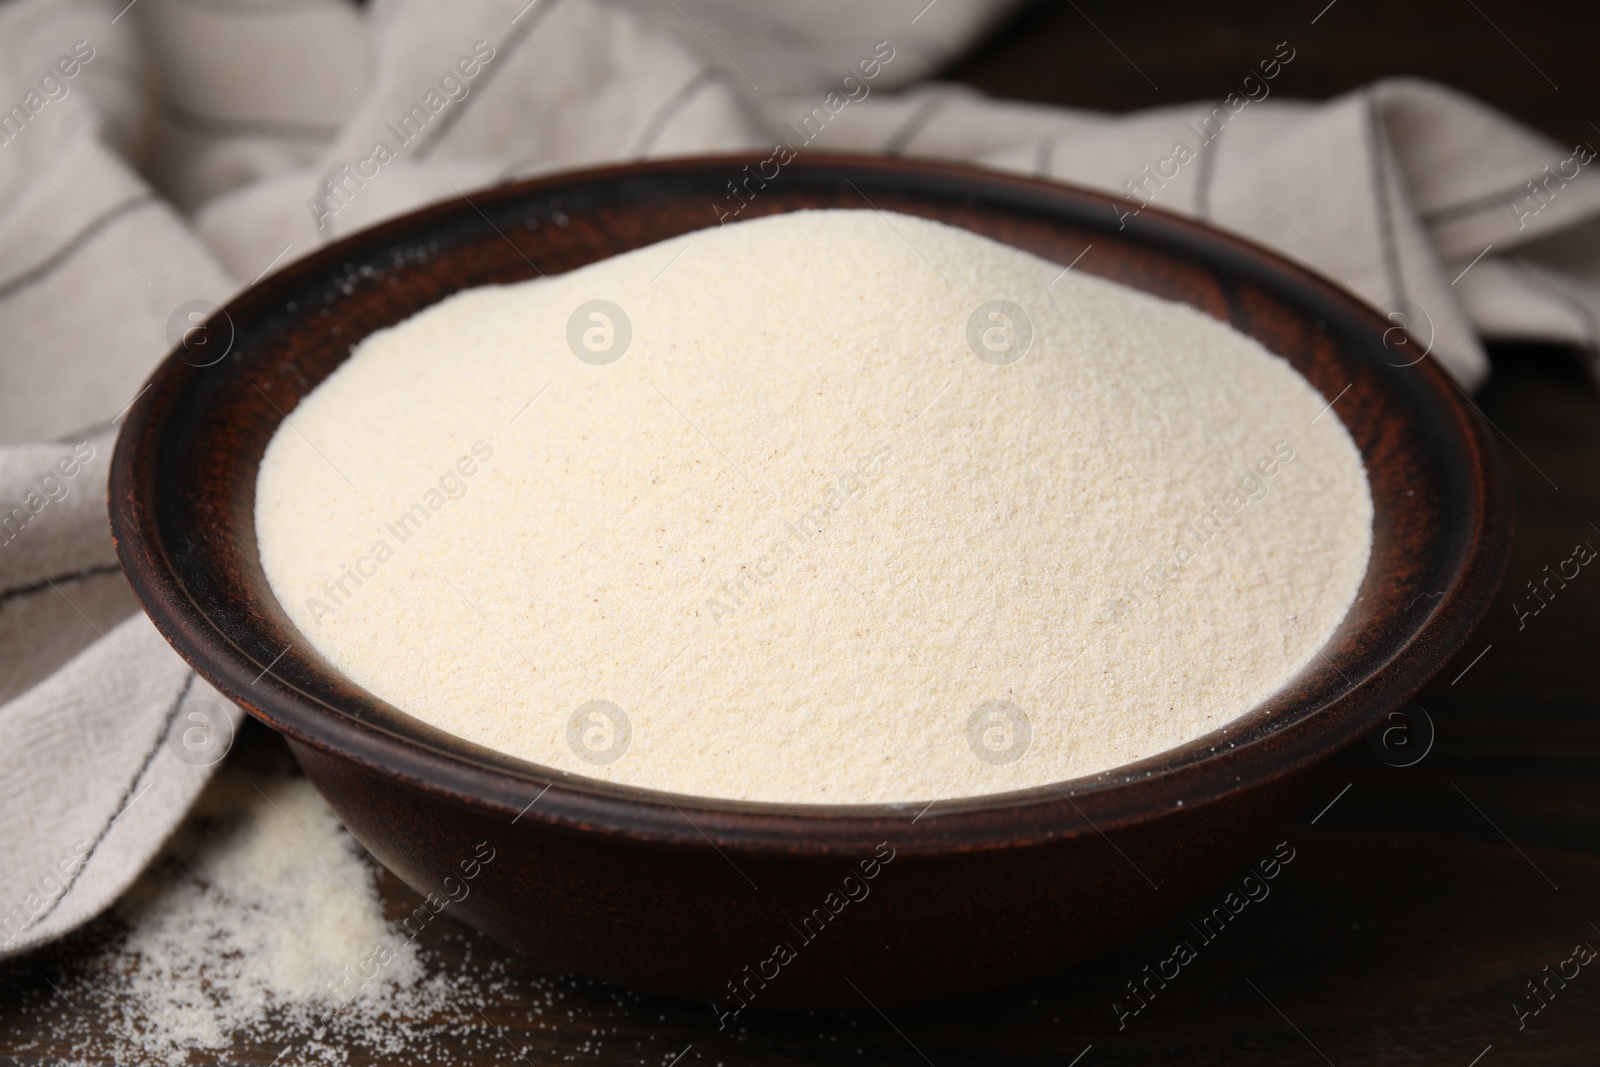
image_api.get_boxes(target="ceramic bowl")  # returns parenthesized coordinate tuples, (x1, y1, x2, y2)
(109, 154, 1510, 1009)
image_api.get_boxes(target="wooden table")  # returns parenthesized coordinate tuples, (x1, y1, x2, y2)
(6, 3, 1599, 1063)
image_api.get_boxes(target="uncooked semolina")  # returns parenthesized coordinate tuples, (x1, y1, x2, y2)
(254, 209, 1372, 804)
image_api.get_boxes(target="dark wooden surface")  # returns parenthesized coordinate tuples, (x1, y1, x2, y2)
(951, 0, 1600, 149)
(5, 344, 1593, 1065)
(6, 3, 1600, 1063)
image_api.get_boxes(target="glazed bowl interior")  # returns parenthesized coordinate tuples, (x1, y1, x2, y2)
(110, 154, 1508, 848)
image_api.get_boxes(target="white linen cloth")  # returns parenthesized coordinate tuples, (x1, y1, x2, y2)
(3, 0, 1598, 960)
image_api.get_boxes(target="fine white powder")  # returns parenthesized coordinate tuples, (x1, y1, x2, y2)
(22, 761, 514, 1065)
(255, 210, 1372, 804)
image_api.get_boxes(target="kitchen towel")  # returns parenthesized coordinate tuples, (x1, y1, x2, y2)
(3, 0, 1598, 960)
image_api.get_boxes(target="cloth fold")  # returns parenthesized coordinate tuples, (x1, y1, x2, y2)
(3, 0, 1598, 960)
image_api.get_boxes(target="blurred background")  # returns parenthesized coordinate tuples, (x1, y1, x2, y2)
(958, 0, 1598, 148)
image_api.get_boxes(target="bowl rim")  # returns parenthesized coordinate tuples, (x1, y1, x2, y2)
(109, 152, 1512, 855)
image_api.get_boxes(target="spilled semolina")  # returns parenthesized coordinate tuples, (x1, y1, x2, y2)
(255, 209, 1372, 804)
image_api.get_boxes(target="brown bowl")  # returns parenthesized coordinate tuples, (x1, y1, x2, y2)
(109, 154, 1509, 1011)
